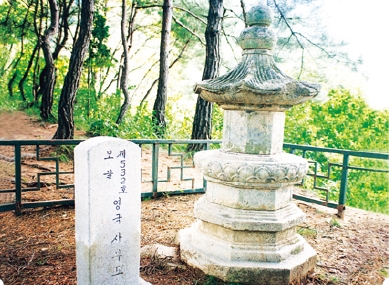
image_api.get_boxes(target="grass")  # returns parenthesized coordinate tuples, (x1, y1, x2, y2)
(329, 217, 341, 228)
(297, 226, 318, 238)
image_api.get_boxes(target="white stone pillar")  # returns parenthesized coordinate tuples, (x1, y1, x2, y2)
(75, 137, 150, 285)
(223, 110, 285, 155)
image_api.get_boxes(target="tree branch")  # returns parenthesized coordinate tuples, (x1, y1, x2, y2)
(139, 78, 158, 107)
(172, 14, 205, 46)
(272, 0, 304, 50)
(135, 59, 160, 106)
(169, 37, 191, 68)
(135, 2, 207, 22)
(295, 32, 335, 59)
(130, 36, 153, 60)
(129, 52, 157, 74)
(221, 9, 239, 64)
(172, 6, 207, 25)
(275, 34, 293, 58)
(240, 0, 247, 27)
(298, 48, 304, 79)
(224, 8, 244, 22)
(140, 38, 191, 106)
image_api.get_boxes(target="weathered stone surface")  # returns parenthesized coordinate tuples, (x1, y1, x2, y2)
(180, 3, 318, 284)
(205, 182, 293, 211)
(194, 196, 305, 230)
(75, 137, 150, 285)
(180, 226, 317, 285)
(194, 3, 319, 111)
(245, 3, 273, 27)
(141, 244, 179, 261)
(185, 221, 305, 263)
(194, 150, 308, 188)
(222, 110, 285, 154)
(239, 26, 276, 50)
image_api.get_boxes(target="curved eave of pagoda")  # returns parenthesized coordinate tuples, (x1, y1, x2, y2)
(194, 53, 320, 111)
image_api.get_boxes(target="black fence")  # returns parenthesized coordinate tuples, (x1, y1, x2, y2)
(0, 139, 388, 217)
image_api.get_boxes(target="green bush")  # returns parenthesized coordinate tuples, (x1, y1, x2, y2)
(286, 89, 389, 214)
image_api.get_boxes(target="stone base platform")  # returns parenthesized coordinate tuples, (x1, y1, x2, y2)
(180, 226, 316, 285)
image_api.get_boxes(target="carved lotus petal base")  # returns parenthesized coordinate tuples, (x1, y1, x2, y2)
(194, 150, 308, 189)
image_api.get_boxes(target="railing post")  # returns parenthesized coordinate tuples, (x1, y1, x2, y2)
(338, 153, 349, 218)
(151, 143, 159, 198)
(14, 143, 22, 216)
(301, 150, 307, 186)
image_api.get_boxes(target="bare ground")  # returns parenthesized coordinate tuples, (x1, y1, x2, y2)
(0, 110, 388, 285)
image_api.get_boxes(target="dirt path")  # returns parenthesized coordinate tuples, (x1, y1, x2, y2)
(0, 111, 56, 140)
(0, 110, 388, 285)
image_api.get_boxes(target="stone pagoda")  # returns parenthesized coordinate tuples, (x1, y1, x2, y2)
(180, 3, 320, 285)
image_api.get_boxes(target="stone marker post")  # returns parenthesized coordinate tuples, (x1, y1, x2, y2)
(75, 136, 150, 285)
(180, 4, 320, 285)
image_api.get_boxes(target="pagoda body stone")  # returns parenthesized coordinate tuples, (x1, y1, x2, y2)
(180, 3, 320, 285)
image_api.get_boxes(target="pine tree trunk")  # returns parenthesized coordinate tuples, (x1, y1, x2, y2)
(116, 0, 134, 124)
(39, 0, 59, 121)
(152, 0, 172, 138)
(53, 0, 94, 139)
(19, 44, 39, 104)
(188, 0, 223, 151)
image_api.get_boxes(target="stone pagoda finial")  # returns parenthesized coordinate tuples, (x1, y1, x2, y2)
(194, 4, 320, 111)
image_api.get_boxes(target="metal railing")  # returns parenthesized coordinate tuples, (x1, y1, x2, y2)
(284, 143, 389, 217)
(0, 139, 388, 217)
(0, 140, 81, 215)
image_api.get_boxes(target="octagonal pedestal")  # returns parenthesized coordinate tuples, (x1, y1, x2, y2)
(180, 225, 316, 285)
(180, 193, 317, 285)
(180, 149, 317, 284)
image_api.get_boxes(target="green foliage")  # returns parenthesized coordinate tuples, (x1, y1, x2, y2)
(74, 88, 100, 131)
(83, 90, 121, 137)
(0, 0, 387, 215)
(297, 226, 318, 238)
(165, 95, 194, 139)
(50, 145, 75, 163)
(285, 89, 389, 152)
(0, 2, 36, 44)
(88, 12, 112, 69)
(212, 103, 224, 140)
(201, 275, 243, 285)
(345, 169, 389, 213)
(171, 0, 207, 58)
(285, 89, 389, 214)
(0, 1, 66, 113)
(0, 92, 20, 110)
(88, 118, 119, 137)
(78, 92, 224, 142)
(118, 104, 158, 139)
(83, 5, 115, 100)
(329, 217, 341, 228)
(81, 91, 158, 139)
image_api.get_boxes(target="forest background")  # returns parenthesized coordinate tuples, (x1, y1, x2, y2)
(0, 0, 388, 213)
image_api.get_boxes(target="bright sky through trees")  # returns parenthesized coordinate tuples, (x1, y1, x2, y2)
(244, 0, 388, 110)
(322, 0, 389, 110)
(1, 0, 385, 109)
